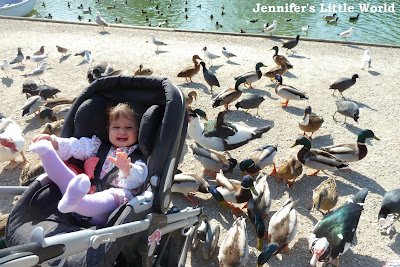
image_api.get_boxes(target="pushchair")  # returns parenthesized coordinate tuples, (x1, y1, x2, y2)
(0, 76, 220, 266)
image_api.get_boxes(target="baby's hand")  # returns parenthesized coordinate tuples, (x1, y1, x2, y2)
(32, 134, 59, 150)
(107, 149, 131, 177)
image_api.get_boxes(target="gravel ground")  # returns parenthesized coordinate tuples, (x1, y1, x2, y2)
(0, 17, 399, 266)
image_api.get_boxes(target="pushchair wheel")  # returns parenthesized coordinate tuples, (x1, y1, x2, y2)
(203, 222, 220, 260)
(190, 224, 200, 250)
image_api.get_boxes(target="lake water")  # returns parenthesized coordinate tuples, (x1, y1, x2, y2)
(29, 0, 400, 45)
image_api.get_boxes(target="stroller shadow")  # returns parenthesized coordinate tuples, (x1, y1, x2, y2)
(59, 54, 71, 64)
(1, 77, 13, 87)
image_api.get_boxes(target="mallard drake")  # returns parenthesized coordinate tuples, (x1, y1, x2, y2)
(271, 46, 293, 69)
(298, 106, 324, 139)
(239, 144, 277, 177)
(212, 77, 246, 110)
(282, 35, 300, 54)
(210, 171, 257, 214)
(312, 178, 338, 213)
(171, 172, 209, 205)
(0, 116, 27, 170)
(276, 155, 303, 187)
(235, 94, 265, 116)
(234, 62, 266, 88)
(188, 109, 272, 151)
(291, 137, 349, 176)
(190, 144, 237, 177)
(177, 55, 202, 82)
(378, 189, 400, 234)
(21, 96, 45, 117)
(264, 58, 287, 82)
(199, 61, 220, 92)
(40, 119, 64, 136)
(39, 104, 71, 124)
(321, 129, 379, 162)
(310, 188, 368, 267)
(185, 91, 197, 108)
(322, 13, 337, 19)
(329, 74, 359, 98)
(44, 98, 76, 109)
(134, 64, 153, 76)
(258, 199, 298, 265)
(274, 74, 308, 107)
(246, 174, 271, 250)
(218, 216, 249, 267)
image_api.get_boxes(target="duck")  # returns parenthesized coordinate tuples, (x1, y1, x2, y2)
(190, 144, 237, 177)
(0, 115, 27, 170)
(246, 174, 271, 250)
(87, 62, 123, 83)
(258, 199, 298, 265)
(19, 157, 44, 186)
(199, 61, 220, 92)
(271, 46, 293, 69)
(239, 144, 278, 177)
(274, 74, 308, 107)
(298, 106, 324, 139)
(264, 58, 288, 82)
(134, 64, 153, 76)
(234, 62, 266, 88)
(320, 129, 380, 162)
(188, 109, 272, 151)
(349, 13, 360, 21)
(312, 178, 338, 213)
(211, 171, 258, 214)
(40, 119, 64, 136)
(291, 137, 349, 176)
(329, 74, 359, 98)
(282, 35, 300, 54)
(322, 13, 337, 20)
(378, 189, 400, 234)
(44, 98, 75, 109)
(39, 104, 71, 124)
(218, 217, 249, 267)
(327, 17, 339, 24)
(21, 96, 45, 117)
(333, 100, 359, 123)
(235, 94, 265, 116)
(177, 55, 202, 82)
(83, 7, 91, 13)
(185, 91, 197, 108)
(309, 188, 368, 267)
(171, 172, 209, 205)
(78, 3, 83, 9)
(106, 5, 116, 9)
(212, 77, 246, 110)
(276, 155, 303, 187)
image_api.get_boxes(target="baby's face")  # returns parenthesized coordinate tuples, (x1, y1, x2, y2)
(108, 116, 138, 148)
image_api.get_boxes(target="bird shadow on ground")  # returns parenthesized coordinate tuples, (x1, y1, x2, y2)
(245, 87, 277, 99)
(76, 60, 88, 67)
(1, 77, 13, 87)
(99, 31, 110, 35)
(225, 60, 240, 66)
(22, 116, 42, 134)
(155, 50, 168, 55)
(335, 169, 386, 196)
(285, 72, 298, 79)
(341, 250, 386, 266)
(226, 110, 274, 127)
(287, 54, 310, 60)
(368, 70, 381, 76)
(342, 121, 363, 135)
(308, 134, 334, 147)
(209, 65, 223, 73)
(265, 37, 283, 43)
(179, 82, 209, 94)
(389, 231, 400, 252)
(342, 44, 364, 50)
(349, 99, 377, 111)
(281, 105, 303, 116)
(59, 55, 71, 64)
(12, 66, 25, 71)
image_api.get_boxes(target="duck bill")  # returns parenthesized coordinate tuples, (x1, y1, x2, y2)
(204, 116, 208, 121)
(40, 119, 44, 125)
(290, 143, 296, 148)
(220, 201, 228, 209)
(373, 136, 380, 141)
(257, 238, 263, 250)
(241, 171, 245, 178)
(310, 250, 321, 266)
(250, 186, 258, 196)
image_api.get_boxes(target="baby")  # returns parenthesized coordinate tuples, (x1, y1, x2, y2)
(29, 103, 148, 225)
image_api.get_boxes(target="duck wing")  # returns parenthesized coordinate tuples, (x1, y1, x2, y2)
(279, 85, 308, 98)
(321, 144, 357, 154)
(309, 148, 346, 165)
(234, 70, 256, 80)
(215, 171, 238, 191)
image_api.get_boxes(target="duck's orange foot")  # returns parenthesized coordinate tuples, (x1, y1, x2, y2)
(226, 202, 242, 215)
(204, 169, 216, 179)
(269, 163, 277, 176)
(280, 100, 289, 107)
(185, 195, 199, 206)
(306, 170, 320, 176)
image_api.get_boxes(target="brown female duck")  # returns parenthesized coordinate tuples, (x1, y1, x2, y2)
(298, 106, 324, 139)
(264, 57, 288, 82)
(177, 54, 202, 82)
(312, 177, 338, 213)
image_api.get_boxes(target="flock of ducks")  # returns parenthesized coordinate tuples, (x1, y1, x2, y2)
(0, 20, 398, 267)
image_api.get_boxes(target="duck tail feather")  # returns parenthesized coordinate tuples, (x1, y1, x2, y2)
(253, 125, 272, 138)
(351, 188, 369, 204)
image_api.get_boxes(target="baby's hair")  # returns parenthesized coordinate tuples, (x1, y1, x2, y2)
(107, 103, 139, 128)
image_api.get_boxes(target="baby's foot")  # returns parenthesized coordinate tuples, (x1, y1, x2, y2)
(58, 174, 91, 213)
(29, 140, 54, 156)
